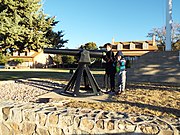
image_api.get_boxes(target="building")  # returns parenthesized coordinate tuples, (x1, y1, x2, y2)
(100, 37, 158, 58)
(7, 49, 53, 68)
(99, 37, 158, 64)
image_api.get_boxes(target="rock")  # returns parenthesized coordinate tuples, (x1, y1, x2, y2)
(158, 130, 174, 135)
(10, 108, 22, 123)
(139, 123, 160, 134)
(80, 117, 94, 130)
(36, 126, 50, 135)
(106, 120, 115, 130)
(48, 112, 59, 125)
(9, 122, 20, 134)
(48, 126, 63, 135)
(37, 111, 49, 126)
(96, 119, 104, 129)
(0, 106, 13, 121)
(21, 122, 36, 135)
(0, 122, 12, 135)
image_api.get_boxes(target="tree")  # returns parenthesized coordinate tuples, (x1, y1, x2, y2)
(78, 42, 100, 64)
(147, 23, 180, 50)
(0, 0, 67, 53)
(12, 58, 23, 65)
(80, 42, 98, 50)
(62, 55, 75, 64)
(0, 52, 9, 64)
(46, 30, 68, 49)
(173, 39, 180, 50)
(53, 54, 62, 68)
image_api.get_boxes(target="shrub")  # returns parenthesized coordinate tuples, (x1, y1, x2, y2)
(0, 53, 10, 65)
(126, 59, 131, 68)
(13, 59, 24, 64)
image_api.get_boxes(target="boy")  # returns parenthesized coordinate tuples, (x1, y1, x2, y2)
(115, 51, 126, 94)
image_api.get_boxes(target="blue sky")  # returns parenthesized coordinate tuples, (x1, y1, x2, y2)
(43, 0, 180, 49)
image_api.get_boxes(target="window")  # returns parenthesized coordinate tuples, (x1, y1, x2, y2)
(130, 43, 135, 49)
(143, 42, 148, 49)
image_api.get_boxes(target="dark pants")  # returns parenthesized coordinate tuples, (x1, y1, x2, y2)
(104, 73, 115, 91)
(105, 62, 116, 91)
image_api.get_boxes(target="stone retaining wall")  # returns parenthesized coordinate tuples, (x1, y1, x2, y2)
(0, 101, 179, 135)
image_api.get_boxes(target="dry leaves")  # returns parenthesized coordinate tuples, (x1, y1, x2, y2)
(66, 83, 180, 118)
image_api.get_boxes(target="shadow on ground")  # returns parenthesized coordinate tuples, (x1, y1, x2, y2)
(97, 93, 180, 117)
(126, 82, 180, 92)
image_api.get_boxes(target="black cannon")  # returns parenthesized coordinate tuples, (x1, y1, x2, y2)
(44, 48, 106, 97)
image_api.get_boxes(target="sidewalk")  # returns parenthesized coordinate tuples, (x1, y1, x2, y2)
(37, 89, 114, 103)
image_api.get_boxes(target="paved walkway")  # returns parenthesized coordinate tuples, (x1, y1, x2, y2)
(37, 88, 113, 103)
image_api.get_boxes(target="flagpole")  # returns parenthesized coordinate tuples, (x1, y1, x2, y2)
(165, 0, 172, 51)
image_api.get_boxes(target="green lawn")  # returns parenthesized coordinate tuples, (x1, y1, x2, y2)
(0, 68, 105, 81)
(0, 68, 67, 81)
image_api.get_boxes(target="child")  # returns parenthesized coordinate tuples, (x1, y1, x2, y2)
(115, 51, 126, 94)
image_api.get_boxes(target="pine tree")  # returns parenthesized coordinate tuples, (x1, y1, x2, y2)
(0, 0, 67, 53)
(45, 19, 68, 49)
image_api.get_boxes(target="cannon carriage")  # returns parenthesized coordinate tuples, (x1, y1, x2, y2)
(44, 48, 106, 97)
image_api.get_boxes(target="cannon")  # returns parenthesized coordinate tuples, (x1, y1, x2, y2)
(44, 48, 106, 97)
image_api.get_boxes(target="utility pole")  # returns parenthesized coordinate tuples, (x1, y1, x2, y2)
(165, 0, 172, 51)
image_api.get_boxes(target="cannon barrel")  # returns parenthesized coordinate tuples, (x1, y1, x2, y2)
(44, 48, 106, 58)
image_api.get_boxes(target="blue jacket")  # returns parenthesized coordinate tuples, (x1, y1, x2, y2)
(116, 58, 126, 72)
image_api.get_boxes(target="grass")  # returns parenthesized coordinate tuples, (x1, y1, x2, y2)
(0, 68, 105, 81)
(0, 69, 68, 81)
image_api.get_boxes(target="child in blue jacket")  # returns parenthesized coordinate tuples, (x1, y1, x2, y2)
(115, 51, 126, 94)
